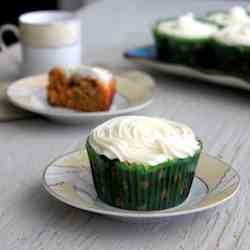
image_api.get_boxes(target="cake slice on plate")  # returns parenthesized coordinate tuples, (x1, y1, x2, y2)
(47, 66, 116, 112)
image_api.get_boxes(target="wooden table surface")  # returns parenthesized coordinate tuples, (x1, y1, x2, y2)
(0, 0, 250, 249)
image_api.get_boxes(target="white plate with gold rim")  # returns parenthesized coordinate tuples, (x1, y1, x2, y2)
(42, 148, 240, 223)
(7, 70, 155, 124)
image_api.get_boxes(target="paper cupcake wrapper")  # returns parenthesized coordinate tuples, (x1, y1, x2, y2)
(86, 141, 202, 211)
(210, 39, 250, 78)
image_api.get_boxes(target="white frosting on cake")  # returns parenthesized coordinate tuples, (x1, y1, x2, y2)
(214, 23, 250, 46)
(65, 65, 113, 84)
(88, 116, 201, 165)
(157, 13, 218, 39)
(208, 6, 250, 26)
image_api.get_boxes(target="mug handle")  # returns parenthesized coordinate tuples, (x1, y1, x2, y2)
(0, 24, 20, 52)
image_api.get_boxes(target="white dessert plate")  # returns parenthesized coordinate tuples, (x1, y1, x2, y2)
(7, 70, 155, 124)
(42, 148, 240, 223)
(125, 46, 250, 91)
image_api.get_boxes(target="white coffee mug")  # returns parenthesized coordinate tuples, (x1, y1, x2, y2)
(0, 11, 82, 76)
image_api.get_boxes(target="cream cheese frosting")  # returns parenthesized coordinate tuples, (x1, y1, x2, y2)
(157, 13, 218, 39)
(214, 23, 250, 46)
(65, 65, 113, 84)
(88, 116, 200, 165)
(207, 6, 250, 27)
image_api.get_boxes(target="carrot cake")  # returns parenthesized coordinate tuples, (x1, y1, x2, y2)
(86, 116, 202, 210)
(47, 66, 116, 112)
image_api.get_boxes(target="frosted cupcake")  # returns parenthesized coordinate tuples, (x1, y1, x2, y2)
(211, 23, 250, 76)
(86, 116, 202, 211)
(153, 13, 218, 67)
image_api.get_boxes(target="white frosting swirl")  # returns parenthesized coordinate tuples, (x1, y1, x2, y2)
(214, 23, 250, 46)
(157, 13, 218, 39)
(65, 65, 113, 84)
(208, 6, 250, 27)
(88, 116, 201, 165)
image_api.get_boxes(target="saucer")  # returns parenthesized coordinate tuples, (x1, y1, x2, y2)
(42, 149, 240, 223)
(7, 70, 155, 124)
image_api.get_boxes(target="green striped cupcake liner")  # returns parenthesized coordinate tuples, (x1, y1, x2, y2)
(86, 140, 202, 211)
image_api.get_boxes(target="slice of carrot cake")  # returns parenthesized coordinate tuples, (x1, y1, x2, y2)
(47, 66, 116, 112)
